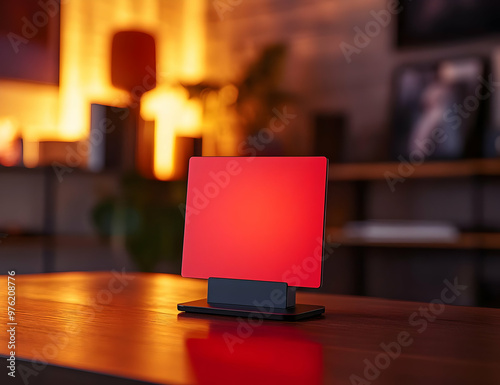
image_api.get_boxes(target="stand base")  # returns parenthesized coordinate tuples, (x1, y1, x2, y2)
(178, 299, 325, 321)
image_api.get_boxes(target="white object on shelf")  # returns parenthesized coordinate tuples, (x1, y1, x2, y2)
(342, 220, 460, 243)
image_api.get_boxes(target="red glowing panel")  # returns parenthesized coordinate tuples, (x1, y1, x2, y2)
(186, 326, 323, 385)
(181, 157, 328, 288)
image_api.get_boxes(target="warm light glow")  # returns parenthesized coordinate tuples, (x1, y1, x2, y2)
(142, 87, 206, 179)
(23, 141, 39, 168)
(0, 0, 216, 179)
(0, 80, 59, 142)
(178, 99, 203, 137)
(142, 86, 187, 180)
(58, 0, 156, 141)
(219, 84, 239, 105)
(180, 0, 206, 83)
(0, 118, 20, 167)
(0, 119, 17, 140)
(57, 0, 208, 178)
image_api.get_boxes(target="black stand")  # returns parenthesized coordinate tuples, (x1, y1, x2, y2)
(178, 278, 325, 321)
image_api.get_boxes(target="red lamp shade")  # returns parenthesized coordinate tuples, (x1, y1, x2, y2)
(111, 30, 156, 96)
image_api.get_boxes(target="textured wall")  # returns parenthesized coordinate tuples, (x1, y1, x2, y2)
(205, 0, 500, 160)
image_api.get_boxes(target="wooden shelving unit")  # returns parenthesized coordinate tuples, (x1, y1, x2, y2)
(0, 166, 121, 273)
(329, 158, 500, 181)
(325, 158, 500, 305)
(325, 227, 500, 250)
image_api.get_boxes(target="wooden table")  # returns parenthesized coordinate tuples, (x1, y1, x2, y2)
(1, 272, 499, 384)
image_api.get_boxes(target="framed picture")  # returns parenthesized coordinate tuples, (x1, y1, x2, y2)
(0, 2, 60, 84)
(397, 0, 500, 48)
(391, 57, 488, 161)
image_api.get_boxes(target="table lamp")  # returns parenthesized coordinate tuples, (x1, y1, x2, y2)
(178, 156, 328, 320)
(110, 30, 156, 174)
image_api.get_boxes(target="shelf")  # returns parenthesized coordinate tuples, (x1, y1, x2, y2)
(9, 231, 499, 251)
(481, 158, 500, 176)
(329, 158, 500, 181)
(0, 165, 119, 176)
(0, 234, 100, 247)
(325, 227, 500, 250)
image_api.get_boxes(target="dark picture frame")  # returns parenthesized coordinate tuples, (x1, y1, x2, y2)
(397, 0, 500, 48)
(0, 1, 60, 84)
(390, 57, 489, 161)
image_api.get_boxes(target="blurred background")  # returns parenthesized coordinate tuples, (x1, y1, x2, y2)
(1, 0, 499, 307)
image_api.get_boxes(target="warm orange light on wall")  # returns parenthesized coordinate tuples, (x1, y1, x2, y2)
(142, 86, 184, 180)
(0, 80, 59, 166)
(0, 0, 209, 179)
(180, 0, 206, 84)
(0, 118, 21, 167)
(58, 0, 161, 141)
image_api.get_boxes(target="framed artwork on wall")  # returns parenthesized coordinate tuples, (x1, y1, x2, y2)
(397, 0, 500, 48)
(391, 57, 488, 161)
(0, 1, 60, 84)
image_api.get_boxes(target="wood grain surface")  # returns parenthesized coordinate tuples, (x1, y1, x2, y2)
(1, 272, 499, 384)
